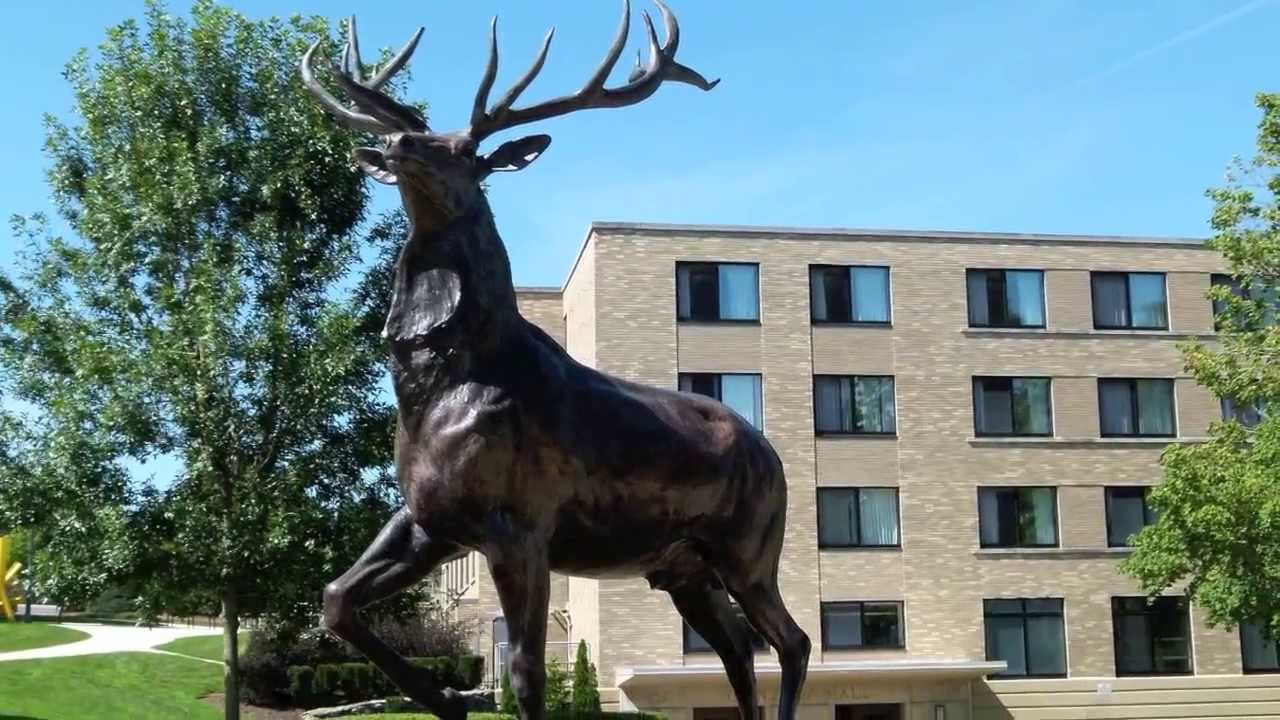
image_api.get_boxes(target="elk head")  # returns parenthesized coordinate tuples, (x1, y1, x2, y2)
(301, 1, 719, 230)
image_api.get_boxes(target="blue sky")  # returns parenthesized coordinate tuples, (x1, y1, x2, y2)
(1, 1, 1277, 485)
(4, 0, 1279, 288)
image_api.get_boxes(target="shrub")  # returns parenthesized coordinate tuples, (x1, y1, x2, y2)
(239, 643, 290, 706)
(571, 640, 602, 715)
(457, 654, 485, 689)
(286, 666, 316, 705)
(339, 662, 372, 698)
(545, 657, 571, 714)
(314, 663, 342, 700)
(499, 667, 518, 715)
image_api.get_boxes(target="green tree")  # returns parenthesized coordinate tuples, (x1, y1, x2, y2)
(545, 656, 571, 715)
(0, 2, 412, 716)
(571, 640, 601, 716)
(1125, 92, 1280, 636)
(499, 666, 518, 716)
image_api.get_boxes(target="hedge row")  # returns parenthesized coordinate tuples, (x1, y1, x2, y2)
(286, 655, 483, 707)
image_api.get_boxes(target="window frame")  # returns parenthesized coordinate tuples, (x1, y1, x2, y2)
(971, 376, 1055, 437)
(675, 261, 761, 324)
(1111, 596, 1194, 676)
(1091, 271, 1169, 331)
(812, 375, 898, 437)
(977, 486, 1060, 549)
(966, 268, 1047, 329)
(820, 600, 906, 650)
(682, 605, 767, 654)
(1104, 486, 1157, 548)
(808, 264, 893, 326)
(677, 372, 765, 430)
(816, 487, 902, 550)
(1240, 621, 1280, 674)
(982, 598, 1068, 679)
(1097, 378, 1178, 438)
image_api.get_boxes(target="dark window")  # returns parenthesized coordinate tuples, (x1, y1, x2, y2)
(1241, 621, 1280, 673)
(978, 487, 1058, 548)
(676, 262, 759, 322)
(1221, 396, 1267, 428)
(834, 705, 902, 720)
(1112, 596, 1192, 675)
(810, 265, 891, 324)
(813, 376, 897, 435)
(817, 488, 900, 548)
(821, 601, 904, 650)
(983, 598, 1067, 678)
(973, 377, 1053, 436)
(1098, 379, 1176, 437)
(679, 373, 764, 430)
(1091, 272, 1168, 330)
(683, 605, 766, 653)
(967, 269, 1045, 328)
(1105, 487, 1158, 547)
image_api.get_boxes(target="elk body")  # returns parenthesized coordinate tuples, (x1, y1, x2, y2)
(302, 5, 810, 719)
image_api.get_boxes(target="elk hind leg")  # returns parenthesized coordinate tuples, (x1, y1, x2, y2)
(729, 579, 810, 720)
(668, 579, 759, 720)
(488, 542, 551, 720)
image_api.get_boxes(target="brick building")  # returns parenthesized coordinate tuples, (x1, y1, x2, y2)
(435, 222, 1278, 720)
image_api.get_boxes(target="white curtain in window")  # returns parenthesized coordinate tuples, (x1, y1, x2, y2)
(1016, 378, 1051, 434)
(968, 271, 990, 326)
(1005, 271, 1044, 326)
(858, 489, 899, 545)
(815, 377, 846, 432)
(827, 605, 862, 647)
(1093, 274, 1129, 327)
(1129, 274, 1168, 328)
(810, 268, 828, 321)
(1116, 615, 1153, 673)
(986, 616, 1027, 675)
(818, 489, 857, 546)
(1136, 380, 1174, 435)
(677, 266, 692, 319)
(718, 265, 758, 320)
(1027, 488, 1056, 545)
(1025, 616, 1066, 674)
(1100, 381, 1134, 435)
(852, 267, 889, 322)
(720, 374, 763, 430)
(979, 490, 1001, 546)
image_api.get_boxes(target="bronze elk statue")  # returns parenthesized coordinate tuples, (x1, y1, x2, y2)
(301, 4, 809, 719)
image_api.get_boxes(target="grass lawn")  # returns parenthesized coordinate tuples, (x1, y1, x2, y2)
(0, 622, 90, 652)
(154, 631, 251, 661)
(0, 651, 223, 719)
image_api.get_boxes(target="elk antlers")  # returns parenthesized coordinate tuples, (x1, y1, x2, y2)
(468, 0, 719, 143)
(301, 1, 718, 144)
(301, 17, 426, 136)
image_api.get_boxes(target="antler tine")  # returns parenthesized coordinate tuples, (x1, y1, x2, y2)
(368, 27, 424, 91)
(489, 27, 556, 120)
(471, 17, 501, 132)
(583, 0, 631, 94)
(344, 15, 364, 83)
(467, 0, 717, 143)
(300, 41, 391, 136)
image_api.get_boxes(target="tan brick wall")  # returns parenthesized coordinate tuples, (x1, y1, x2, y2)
(517, 289, 566, 348)
(556, 227, 1241, 717)
(563, 240, 597, 366)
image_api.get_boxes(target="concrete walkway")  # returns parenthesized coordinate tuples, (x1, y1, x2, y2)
(0, 622, 223, 663)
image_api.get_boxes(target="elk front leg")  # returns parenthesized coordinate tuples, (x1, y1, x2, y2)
(487, 542, 551, 720)
(323, 507, 467, 718)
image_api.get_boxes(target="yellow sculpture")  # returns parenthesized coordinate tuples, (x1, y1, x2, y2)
(0, 535, 23, 622)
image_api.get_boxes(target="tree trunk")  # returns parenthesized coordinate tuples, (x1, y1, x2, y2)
(223, 587, 241, 720)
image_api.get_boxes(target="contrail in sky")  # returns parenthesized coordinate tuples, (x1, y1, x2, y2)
(1060, 0, 1275, 93)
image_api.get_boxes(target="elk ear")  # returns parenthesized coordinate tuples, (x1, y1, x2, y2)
(478, 134, 551, 177)
(354, 147, 398, 185)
